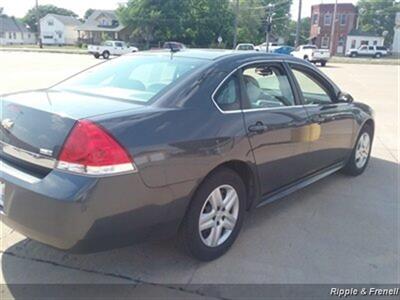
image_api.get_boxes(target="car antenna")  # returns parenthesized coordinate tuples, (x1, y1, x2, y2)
(169, 44, 179, 59)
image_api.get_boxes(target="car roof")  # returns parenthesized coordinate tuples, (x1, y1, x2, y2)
(132, 49, 292, 61)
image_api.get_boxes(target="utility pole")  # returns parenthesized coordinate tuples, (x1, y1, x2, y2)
(35, 0, 42, 48)
(233, 0, 239, 48)
(329, 0, 338, 55)
(295, 0, 302, 47)
(265, 3, 274, 53)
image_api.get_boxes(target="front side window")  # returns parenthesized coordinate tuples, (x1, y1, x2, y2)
(55, 55, 207, 104)
(214, 75, 241, 111)
(242, 64, 295, 109)
(291, 67, 333, 105)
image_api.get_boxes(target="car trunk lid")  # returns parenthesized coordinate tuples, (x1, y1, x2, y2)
(0, 89, 145, 170)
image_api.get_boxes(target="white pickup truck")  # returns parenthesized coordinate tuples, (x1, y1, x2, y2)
(88, 40, 139, 59)
(291, 45, 331, 66)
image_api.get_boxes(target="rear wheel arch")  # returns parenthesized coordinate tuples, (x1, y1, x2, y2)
(218, 161, 259, 210)
(185, 160, 260, 217)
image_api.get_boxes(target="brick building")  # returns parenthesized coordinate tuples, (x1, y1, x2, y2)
(309, 3, 358, 55)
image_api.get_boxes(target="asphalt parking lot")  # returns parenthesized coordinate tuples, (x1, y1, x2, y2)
(0, 52, 399, 296)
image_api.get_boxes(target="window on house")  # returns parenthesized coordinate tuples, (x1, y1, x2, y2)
(321, 36, 330, 48)
(58, 32, 62, 39)
(44, 35, 54, 39)
(28, 34, 31, 38)
(324, 14, 332, 26)
(12, 32, 16, 39)
(338, 36, 345, 46)
(340, 14, 347, 26)
(351, 40, 356, 48)
(8, 32, 12, 39)
(373, 40, 378, 45)
(0, 32, 4, 38)
(312, 14, 319, 25)
(361, 40, 369, 46)
(48, 20, 54, 26)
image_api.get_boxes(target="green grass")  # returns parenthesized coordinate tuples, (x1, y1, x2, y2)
(331, 55, 399, 65)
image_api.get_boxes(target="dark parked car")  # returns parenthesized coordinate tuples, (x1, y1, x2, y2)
(0, 50, 374, 261)
(273, 45, 294, 55)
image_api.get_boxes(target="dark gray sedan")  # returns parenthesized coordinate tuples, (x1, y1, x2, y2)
(0, 50, 374, 261)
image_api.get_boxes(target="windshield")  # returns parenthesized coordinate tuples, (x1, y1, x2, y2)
(54, 55, 206, 103)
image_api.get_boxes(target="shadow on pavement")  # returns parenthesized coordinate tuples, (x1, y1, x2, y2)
(2, 156, 398, 297)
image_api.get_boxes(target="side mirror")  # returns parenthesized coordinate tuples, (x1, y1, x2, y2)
(337, 92, 353, 103)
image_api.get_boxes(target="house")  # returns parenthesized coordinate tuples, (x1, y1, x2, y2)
(393, 12, 400, 54)
(345, 29, 385, 52)
(309, 3, 357, 55)
(40, 14, 82, 45)
(0, 15, 36, 45)
(76, 10, 130, 44)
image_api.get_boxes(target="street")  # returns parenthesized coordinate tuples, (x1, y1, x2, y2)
(0, 52, 398, 297)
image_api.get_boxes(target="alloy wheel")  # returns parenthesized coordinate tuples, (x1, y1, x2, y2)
(355, 132, 371, 169)
(199, 185, 239, 247)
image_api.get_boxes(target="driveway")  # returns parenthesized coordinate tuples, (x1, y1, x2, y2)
(0, 52, 398, 298)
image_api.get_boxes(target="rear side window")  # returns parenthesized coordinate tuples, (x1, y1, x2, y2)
(214, 74, 241, 111)
(377, 46, 386, 51)
(242, 64, 295, 109)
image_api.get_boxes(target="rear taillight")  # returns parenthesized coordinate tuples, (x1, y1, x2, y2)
(56, 120, 136, 176)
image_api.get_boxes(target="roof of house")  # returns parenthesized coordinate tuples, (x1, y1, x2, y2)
(76, 10, 125, 32)
(44, 14, 82, 26)
(348, 29, 383, 38)
(0, 15, 31, 33)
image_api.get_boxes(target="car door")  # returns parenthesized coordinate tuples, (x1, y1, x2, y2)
(240, 62, 310, 196)
(358, 45, 368, 56)
(288, 63, 355, 173)
(114, 42, 124, 55)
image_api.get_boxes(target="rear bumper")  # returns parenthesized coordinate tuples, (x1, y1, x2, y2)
(310, 57, 329, 62)
(0, 159, 191, 253)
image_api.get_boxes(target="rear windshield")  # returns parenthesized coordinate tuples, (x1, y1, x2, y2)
(54, 55, 206, 103)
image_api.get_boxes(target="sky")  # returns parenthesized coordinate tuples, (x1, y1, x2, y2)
(1, 0, 359, 19)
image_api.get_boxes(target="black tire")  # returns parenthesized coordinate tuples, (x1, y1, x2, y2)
(180, 168, 246, 261)
(374, 53, 382, 59)
(102, 51, 110, 59)
(342, 124, 373, 176)
(351, 52, 357, 58)
(94, 53, 100, 59)
(320, 61, 327, 67)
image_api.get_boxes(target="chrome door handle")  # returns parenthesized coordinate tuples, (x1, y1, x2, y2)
(248, 122, 268, 134)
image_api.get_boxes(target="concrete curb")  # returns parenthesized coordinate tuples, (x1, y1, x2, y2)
(0, 48, 88, 55)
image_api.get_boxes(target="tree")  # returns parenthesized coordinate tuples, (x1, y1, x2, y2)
(286, 17, 310, 46)
(233, 0, 293, 46)
(357, 0, 399, 46)
(84, 9, 95, 20)
(117, 0, 234, 48)
(23, 5, 77, 32)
